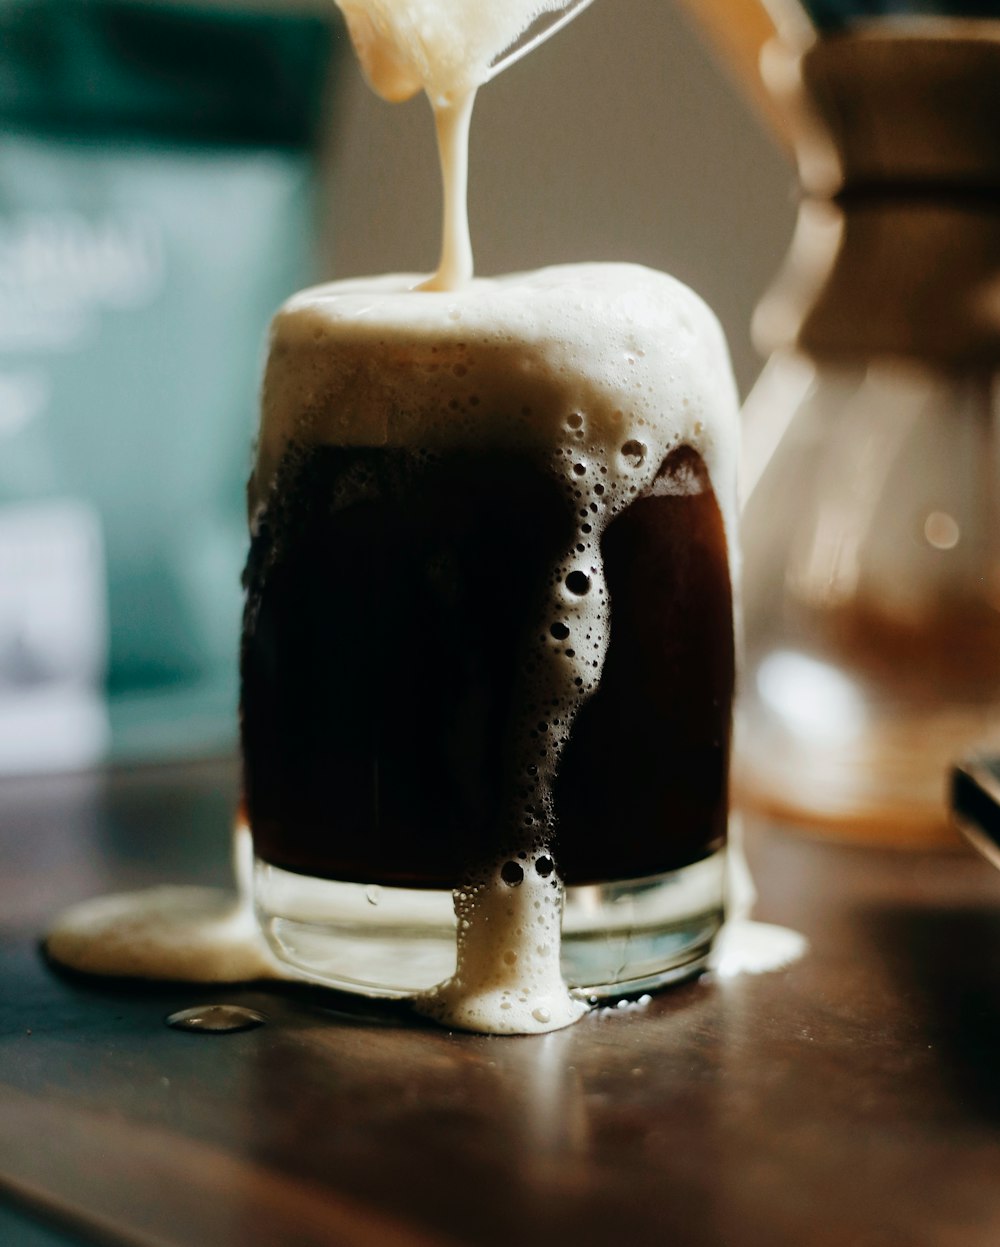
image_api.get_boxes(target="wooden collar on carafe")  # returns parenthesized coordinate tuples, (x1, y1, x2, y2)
(753, 20, 1000, 370)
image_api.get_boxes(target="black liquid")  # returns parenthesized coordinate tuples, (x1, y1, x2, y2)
(241, 443, 733, 888)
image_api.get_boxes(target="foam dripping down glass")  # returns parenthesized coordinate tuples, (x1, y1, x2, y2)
(242, 0, 741, 1034)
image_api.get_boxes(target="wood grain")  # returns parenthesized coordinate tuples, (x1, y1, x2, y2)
(0, 1084, 451, 1247)
(3, 761, 1000, 1245)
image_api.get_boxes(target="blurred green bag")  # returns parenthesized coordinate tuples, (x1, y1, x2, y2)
(0, 0, 337, 772)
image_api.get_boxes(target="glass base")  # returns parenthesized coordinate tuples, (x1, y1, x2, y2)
(254, 850, 726, 1000)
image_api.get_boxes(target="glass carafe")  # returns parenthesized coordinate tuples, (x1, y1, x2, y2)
(737, 21, 1000, 843)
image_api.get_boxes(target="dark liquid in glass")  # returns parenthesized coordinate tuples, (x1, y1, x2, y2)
(241, 442, 734, 889)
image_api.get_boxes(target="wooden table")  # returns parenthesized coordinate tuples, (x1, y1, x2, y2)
(3, 760, 1000, 1246)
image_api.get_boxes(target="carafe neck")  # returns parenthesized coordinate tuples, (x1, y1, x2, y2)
(754, 23, 1000, 369)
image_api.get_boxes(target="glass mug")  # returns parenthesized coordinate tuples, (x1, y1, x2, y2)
(240, 268, 737, 1000)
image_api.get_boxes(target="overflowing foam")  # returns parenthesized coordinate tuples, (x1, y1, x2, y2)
(249, 262, 740, 1033)
(417, 851, 587, 1033)
(44, 265, 747, 1034)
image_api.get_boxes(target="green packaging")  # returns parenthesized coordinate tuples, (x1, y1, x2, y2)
(0, 0, 337, 771)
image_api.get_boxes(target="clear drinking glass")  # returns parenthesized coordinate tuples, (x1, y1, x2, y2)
(240, 273, 737, 999)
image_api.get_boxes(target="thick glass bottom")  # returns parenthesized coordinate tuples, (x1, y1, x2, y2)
(254, 850, 726, 1000)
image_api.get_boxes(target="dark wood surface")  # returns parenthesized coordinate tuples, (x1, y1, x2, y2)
(3, 760, 1000, 1246)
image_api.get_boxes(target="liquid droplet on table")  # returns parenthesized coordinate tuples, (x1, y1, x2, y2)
(166, 1004, 266, 1034)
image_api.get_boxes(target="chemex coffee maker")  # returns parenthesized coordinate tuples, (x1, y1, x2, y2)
(688, 1, 1000, 846)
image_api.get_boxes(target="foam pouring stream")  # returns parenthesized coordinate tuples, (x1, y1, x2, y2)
(334, 1, 593, 291)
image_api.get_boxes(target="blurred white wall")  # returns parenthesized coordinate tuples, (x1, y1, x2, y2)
(323, 0, 798, 397)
